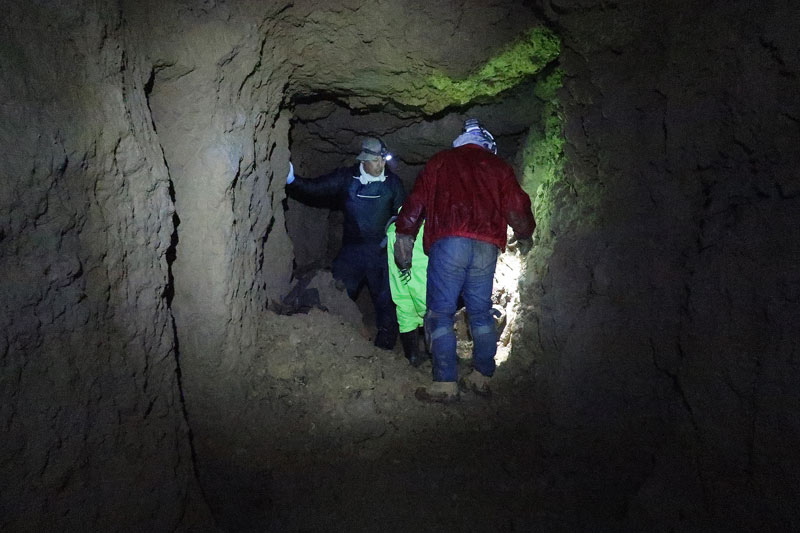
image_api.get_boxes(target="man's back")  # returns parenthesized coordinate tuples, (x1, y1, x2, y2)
(396, 144, 534, 252)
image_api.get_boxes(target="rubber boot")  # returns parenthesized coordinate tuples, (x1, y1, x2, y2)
(374, 327, 397, 351)
(400, 330, 425, 368)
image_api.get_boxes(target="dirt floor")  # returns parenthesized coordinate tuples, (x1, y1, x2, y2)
(193, 249, 559, 532)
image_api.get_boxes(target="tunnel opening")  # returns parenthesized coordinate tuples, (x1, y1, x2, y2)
(281, 66, 564, 354)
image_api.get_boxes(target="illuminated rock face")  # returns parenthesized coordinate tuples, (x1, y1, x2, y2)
(1, 0, 798, 530)
(0, 3, 209, 531)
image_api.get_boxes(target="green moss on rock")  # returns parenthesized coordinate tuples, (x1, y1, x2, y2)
(522, 69, 564, 196)
(424, 26, 560, 112)
(518, 68, 566, 246)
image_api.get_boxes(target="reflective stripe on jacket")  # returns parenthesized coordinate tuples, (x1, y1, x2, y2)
(287, 164, 406, 246)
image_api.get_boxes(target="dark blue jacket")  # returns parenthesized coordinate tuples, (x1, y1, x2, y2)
(287, 164, 406, 247)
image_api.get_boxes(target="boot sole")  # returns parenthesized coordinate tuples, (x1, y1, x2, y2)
(414, 387, 459, 403)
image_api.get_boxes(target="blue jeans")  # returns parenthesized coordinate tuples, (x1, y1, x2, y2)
(425, 237, 498, 382)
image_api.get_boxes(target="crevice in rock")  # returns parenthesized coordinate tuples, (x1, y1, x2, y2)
(143, 65, 211, 518)
(258, 213, 276, 275)
(164, 182, 179, 308)
(163, 179, 212, 519)
(143, 67, 159, 135)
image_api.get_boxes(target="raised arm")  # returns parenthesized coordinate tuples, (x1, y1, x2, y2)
(286, 165, 349, 202)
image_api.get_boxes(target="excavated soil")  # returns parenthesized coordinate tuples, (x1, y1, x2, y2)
(200, 311, 549, 532)
(194, 251, 555, 531)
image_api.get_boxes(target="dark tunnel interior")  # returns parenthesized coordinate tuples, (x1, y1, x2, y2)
(1, 0, 799, 531)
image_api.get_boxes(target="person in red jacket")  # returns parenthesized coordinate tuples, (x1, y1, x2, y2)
(394, 119, 535, 402)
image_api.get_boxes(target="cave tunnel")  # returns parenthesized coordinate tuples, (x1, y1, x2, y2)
(284, 78, 548, 329)
(2, 0, 799, 531)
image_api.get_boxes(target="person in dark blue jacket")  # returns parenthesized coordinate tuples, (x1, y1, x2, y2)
(285, 137, 406, 350)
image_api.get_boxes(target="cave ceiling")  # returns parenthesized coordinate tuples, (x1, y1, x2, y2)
(290, 75, 548, 183)
(278, 1, 557, 179)
(283, 1, 549, 109)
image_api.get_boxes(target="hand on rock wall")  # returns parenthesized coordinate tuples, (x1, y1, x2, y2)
(516, 236, 533, 255)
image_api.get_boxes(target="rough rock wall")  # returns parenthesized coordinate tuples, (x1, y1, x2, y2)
(119, 5, 299, 521)
(520, 0, 800, 527)
(126, 0, 295, 380)
(0, 2, 208, 529)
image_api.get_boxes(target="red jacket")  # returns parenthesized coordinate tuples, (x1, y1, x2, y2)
(396, 144, 535, 253)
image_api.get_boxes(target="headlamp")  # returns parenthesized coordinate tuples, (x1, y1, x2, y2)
(362, 141, 392, 160)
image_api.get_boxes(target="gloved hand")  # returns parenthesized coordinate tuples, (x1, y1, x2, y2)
(394, 233, 414, 283)
(516, 236, 533, 255)
(286, 162, 295, 184)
